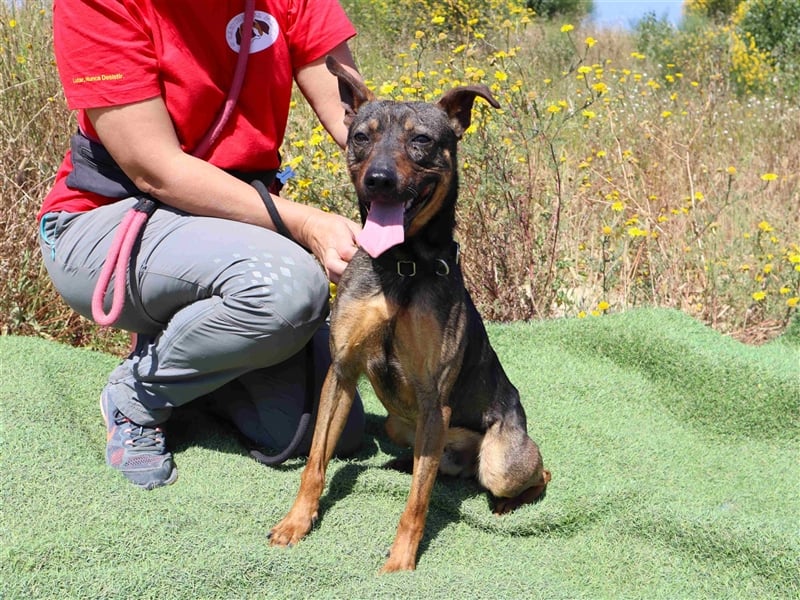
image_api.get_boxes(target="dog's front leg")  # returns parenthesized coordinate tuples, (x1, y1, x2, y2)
(268, 368, 357, 547)
(381, 403, 451, 573)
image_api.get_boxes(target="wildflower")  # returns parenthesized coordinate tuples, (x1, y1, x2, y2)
(494, 71, 508, 82)
(597, 301, 610, 311)
(760, 173, 778, 181)
(727, 166, 737, 175)
(596, 150, 606, 158)
(758, 221, 774, 233)
(414, 30, 425, 39)
(779, 287, 790, 295)
(661, 111, 672, 118)
(611, 201, 624, 212)
(585, 36, 596, 48)
(592, 82, 608, 94)
(602, 225, 612, 235)
(547, 104, 561, 113)
(9, 19, 16, 27)
(453, 44, 466, 54)
(788, 297, 799, 308)
(577, 66, 592, 75)
(431, 15, 445, 25)
(752, 291, 767, 301)
(763, 264, 773, 274)
(578, 311, 587, 318)
(560, 24, 574, 33)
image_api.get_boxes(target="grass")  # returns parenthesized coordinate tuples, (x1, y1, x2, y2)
(0, 0, 798, 355)
(2, 309, 798, 598)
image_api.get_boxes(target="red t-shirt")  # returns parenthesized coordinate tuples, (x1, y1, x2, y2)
(39, 0, 356, 219)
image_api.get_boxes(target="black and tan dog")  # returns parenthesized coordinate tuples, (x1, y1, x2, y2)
(268, 56, 551, 573)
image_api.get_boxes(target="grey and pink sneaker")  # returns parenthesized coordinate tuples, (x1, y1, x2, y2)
(100, 392, 177, 490)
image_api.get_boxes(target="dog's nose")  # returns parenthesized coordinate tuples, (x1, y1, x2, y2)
(364, 167, 397, 192)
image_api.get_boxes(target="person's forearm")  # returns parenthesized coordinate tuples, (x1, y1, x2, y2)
(133, 150, 319, 246)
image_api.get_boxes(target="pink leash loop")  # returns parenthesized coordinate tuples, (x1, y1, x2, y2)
(91, 0, 255, 326)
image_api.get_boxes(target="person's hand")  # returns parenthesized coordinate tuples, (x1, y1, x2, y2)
(300, 209, 361, 283)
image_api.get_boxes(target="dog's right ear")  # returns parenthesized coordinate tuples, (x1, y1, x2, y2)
(326, 55, 375, 126)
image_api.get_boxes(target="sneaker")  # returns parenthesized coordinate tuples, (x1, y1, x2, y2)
(100, 392, 178, 490)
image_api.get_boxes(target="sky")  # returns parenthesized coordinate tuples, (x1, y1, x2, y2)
(587, 0, 684, 29)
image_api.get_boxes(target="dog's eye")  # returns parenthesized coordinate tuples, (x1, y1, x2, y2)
(411, 134, 432, 145)
(352, 132, 369, 144)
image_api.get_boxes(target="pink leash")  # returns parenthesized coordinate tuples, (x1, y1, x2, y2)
(91, 0, 255, 326)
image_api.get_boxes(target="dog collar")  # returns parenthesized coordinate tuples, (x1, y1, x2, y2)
(379, 242, 460, 278)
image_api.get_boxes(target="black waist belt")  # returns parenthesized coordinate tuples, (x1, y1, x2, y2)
(65, 131, 278, 199)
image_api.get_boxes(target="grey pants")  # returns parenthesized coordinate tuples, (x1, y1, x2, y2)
(39, 198, 363, 453)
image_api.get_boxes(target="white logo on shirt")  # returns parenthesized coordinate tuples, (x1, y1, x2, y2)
(225, 11, 278, 54)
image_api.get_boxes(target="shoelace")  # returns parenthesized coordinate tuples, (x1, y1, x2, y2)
(114, 412, 166, 450)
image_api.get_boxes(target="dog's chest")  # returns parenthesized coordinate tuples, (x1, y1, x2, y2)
(331, 288, 461, 419)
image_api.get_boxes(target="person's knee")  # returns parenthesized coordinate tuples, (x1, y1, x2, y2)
(224, 249, 329, 334)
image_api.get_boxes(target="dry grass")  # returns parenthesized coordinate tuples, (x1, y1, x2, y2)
(1, 1, 797, 354)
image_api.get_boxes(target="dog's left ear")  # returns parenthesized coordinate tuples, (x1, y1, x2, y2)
(326, 55, 375, 127)
(437, 85, 500, 138)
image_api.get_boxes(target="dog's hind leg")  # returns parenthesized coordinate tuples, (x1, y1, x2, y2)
(268, 368, 357, 546)
(477, 420, 550, 515)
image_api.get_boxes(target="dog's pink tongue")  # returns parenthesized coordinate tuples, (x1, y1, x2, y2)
(357, 202, 405, 258)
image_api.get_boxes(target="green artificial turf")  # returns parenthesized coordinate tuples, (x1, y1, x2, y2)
(1, 308, 798, 599)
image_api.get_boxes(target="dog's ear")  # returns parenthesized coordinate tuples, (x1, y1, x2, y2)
(325, 55, 375, 127)
(437, 85, 500, 138)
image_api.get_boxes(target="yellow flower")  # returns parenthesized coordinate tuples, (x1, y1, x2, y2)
(763, 264, 773, 274)
(752, 291, 767, 301)
(547, 104, 561, 113)
(758, 221, 774, 233)
(452, 44, 466, 54)
(726, 166, 737, 175)
(602, 225, 613, 235)
(494, 70, 508, 82)
(592, 82, 608, 94)
(577, 66, 592, 75)
(779, 287, 790, 295)
(560, 24, 574, 33)
(787, 297, 799, 308)
(760, 173, 778, 181)
(611, 201, 624, 212)
(585, 37, 597, 48)
(414, 30, 425, 39)
(9, 18, 16, 27)
(431, 15, 445, 25)
(578, 311, 587, 318)
(597, 301, 610, 311)
(661, 111, 672, 118)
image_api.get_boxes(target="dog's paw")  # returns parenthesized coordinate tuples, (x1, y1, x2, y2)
(379, 549, 417, 573)
(492, 469, 551, 515)
(267, 512, 318, 547)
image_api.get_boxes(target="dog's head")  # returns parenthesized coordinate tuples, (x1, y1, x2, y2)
(326, 56, 499, 258)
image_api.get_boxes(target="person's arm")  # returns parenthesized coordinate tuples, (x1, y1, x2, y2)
(294, 41, 361, 148)
(86, 97, 358, 281)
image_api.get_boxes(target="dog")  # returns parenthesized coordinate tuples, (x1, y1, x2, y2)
(268, 56, 551, 573)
